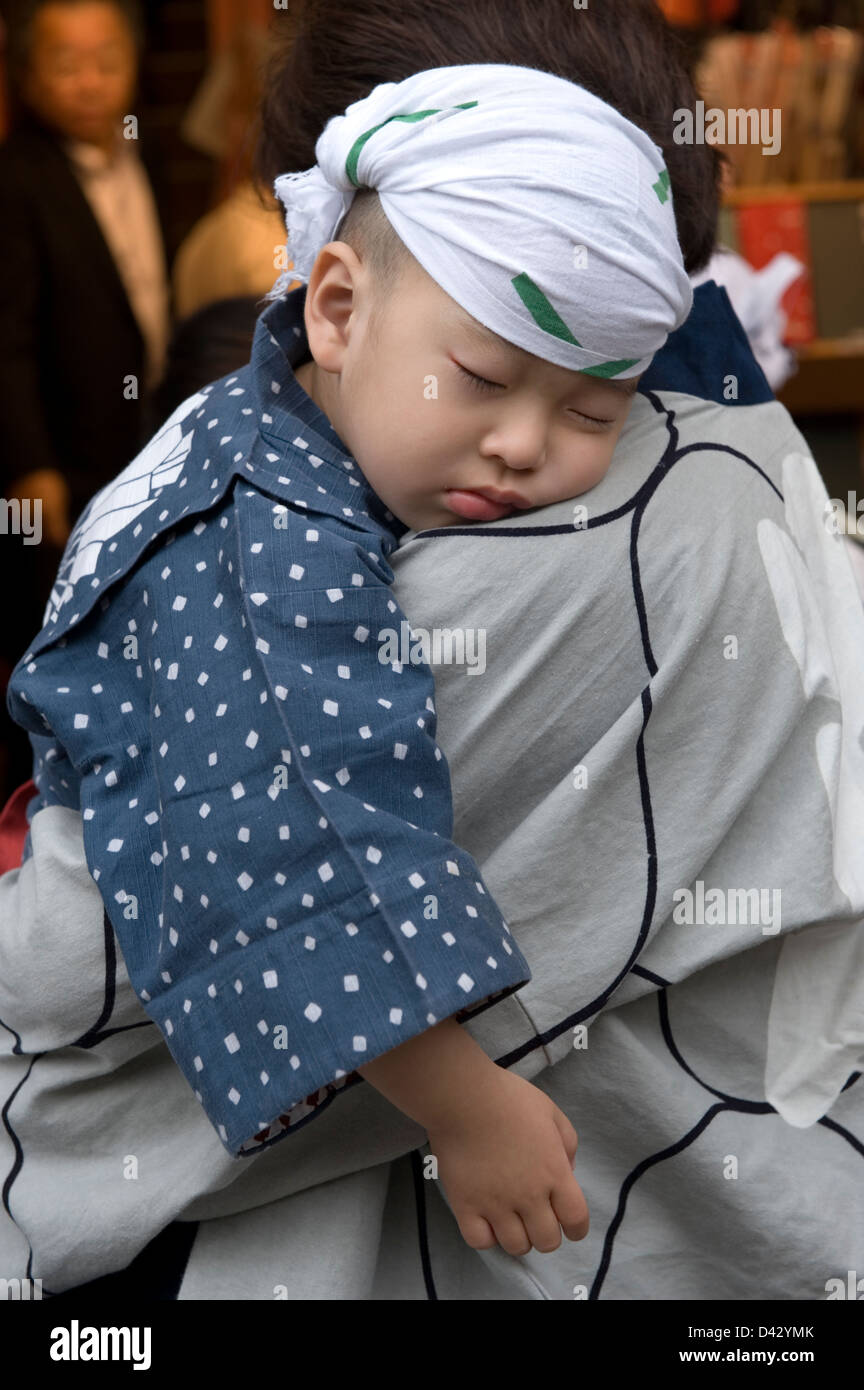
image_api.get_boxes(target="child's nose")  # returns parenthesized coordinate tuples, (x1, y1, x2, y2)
(482, 423, 548, 473)
(494, 442, 546, 473)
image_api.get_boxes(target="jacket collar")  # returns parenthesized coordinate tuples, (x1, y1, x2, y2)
(245, 286, 405, 537)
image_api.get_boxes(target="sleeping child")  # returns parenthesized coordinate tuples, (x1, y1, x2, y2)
(6, 64, 692, 1258)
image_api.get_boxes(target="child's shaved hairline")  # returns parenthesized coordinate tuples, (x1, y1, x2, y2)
(333, 188, 415, 337)
(335, 189, 412, 286)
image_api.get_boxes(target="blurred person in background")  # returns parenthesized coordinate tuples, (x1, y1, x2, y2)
(170, 17, 289, 326)
(0, 0, 170, 798)
(139, 13, 292, 450)
(136, 15, 289, 444)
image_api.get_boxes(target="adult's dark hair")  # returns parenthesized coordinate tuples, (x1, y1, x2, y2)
(253, 0, 723, 275)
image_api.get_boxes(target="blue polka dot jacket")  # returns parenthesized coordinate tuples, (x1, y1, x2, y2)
(6, 287, 532, 1156)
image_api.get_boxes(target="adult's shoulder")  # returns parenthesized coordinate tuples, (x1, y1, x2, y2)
(638, 279, 776, 409)
(628, 276, 812, 560)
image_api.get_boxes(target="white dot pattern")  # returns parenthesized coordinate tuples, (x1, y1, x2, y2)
(6, 289, 530, 1157)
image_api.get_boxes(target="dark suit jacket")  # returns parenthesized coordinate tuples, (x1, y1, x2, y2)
(0, 115, 170, 521)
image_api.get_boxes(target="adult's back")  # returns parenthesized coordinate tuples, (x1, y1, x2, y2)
(384, 277, 864, 1297)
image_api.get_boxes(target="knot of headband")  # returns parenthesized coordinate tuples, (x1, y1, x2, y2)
(269, 63, 693, 377)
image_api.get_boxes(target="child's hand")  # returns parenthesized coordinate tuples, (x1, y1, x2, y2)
(425, 1068, 589, 1256)
(357, 1012, 588, 1255)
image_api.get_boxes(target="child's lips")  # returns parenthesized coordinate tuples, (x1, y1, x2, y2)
(444, 489, 525, 521)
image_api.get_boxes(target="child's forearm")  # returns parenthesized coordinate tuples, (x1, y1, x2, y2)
(356, 1013, 500, 1131)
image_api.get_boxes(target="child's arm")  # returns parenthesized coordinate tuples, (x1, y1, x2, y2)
(357, 1015, 588, 1256)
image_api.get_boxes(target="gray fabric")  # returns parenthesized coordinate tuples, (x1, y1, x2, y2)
(0, 806, 549, 1294)
(2, 388, 863, 1299)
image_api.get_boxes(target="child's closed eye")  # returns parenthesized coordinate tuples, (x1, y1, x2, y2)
(455, 362, 503, 393)
(454, 361, 615, 427)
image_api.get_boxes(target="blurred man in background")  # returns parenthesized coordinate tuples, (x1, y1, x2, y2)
(0, 0, 170, 798)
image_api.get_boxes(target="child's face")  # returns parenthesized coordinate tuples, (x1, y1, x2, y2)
(295, 247, 639, 533)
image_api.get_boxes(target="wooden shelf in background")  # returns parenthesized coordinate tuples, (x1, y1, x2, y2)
(723, 181, 864, 205)
(720, 182, 864, 412)
(795, 336, 864, 361)
(778, 349, 864, 414)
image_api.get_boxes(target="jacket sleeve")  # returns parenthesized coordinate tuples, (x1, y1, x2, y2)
(182, 487, 532, 1153)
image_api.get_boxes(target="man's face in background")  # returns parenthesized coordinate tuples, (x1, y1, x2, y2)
(22, 2, 137, 151)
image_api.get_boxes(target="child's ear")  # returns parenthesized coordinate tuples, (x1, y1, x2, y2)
(303, 246, 359, 374)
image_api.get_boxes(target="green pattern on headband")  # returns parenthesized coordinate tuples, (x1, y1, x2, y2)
(511, 272, 640, 377)
(652, 168, 670, 203)
(345, 101, 479, 188)
(579, 356, 642, 378)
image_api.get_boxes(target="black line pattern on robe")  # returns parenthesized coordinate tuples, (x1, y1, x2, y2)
(588, 987, 863, 1300)
(410, 1147, 438, 1300)
(486, 391, 786, 1069)
(413, 390, 860, 1300)
(0, 1033, 46, 1290)
(0, 911, 155, 1296)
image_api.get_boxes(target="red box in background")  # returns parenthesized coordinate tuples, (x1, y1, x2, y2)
(735, 199, 816, 344)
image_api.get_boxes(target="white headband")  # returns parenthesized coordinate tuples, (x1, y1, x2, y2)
(269, 64, 693, 377)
